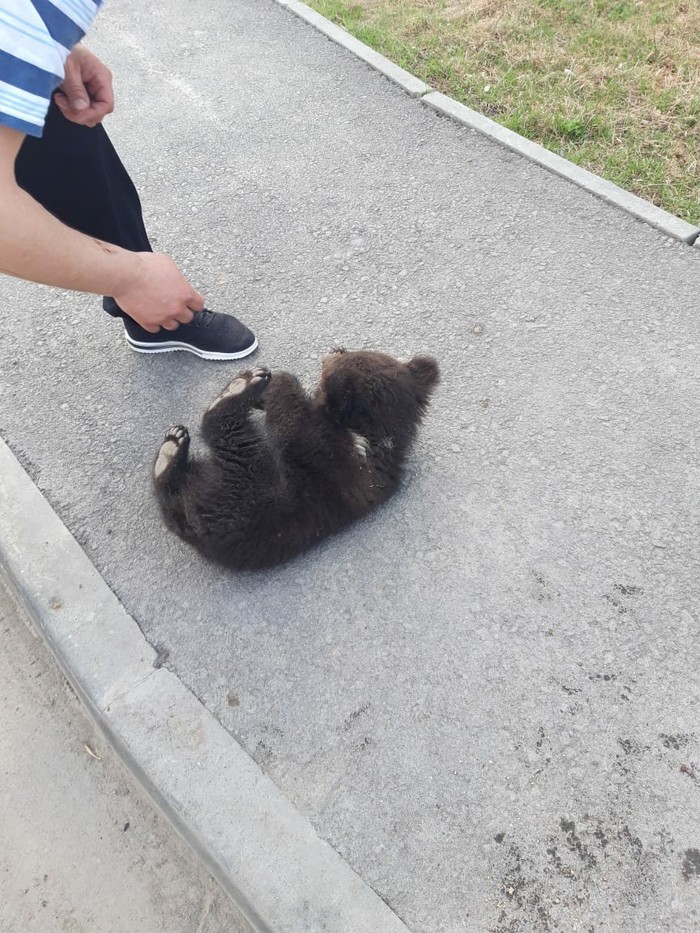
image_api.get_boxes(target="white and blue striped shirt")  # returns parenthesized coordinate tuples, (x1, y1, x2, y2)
(0, 0, 102, 137)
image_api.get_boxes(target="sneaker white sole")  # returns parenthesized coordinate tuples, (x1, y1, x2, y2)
(125, 335, 258, 361)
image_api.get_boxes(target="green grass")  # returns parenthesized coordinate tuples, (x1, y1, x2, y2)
(307, 0, 700, 223)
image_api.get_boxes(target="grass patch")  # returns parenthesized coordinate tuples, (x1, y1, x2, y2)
(307, 0, 700, 223)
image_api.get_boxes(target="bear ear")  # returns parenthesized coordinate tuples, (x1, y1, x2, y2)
(407, 355, 440, 394)
(323, 369, 356, 425)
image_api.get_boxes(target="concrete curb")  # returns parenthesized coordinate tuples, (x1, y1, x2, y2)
(273, 0, 700, 246)
(421, 93, 700, 244)
(276, 0, 430, 97)
(0, 437, 411, 933)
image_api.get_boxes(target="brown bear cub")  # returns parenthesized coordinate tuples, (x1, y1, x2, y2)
(153, 349, 440, 570)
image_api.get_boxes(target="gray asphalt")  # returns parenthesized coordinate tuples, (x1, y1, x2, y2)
(0, 578, 250, 933)
(1, 0, 700, 929)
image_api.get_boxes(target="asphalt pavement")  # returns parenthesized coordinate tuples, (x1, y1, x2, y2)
(0, 0, 699, 929)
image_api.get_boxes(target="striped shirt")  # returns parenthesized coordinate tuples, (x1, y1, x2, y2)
(0, 0, 102, 137)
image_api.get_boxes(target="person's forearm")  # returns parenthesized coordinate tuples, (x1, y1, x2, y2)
(0, 182, 138, 297)
(0, 122, 202, 331)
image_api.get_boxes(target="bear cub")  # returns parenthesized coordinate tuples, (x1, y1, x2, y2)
(153, 348, 440, 570)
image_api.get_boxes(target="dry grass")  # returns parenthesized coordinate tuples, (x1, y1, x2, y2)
(309, 0, 700, 222)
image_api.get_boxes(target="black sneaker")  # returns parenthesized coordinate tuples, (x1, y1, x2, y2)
(123, 309, 258, 361)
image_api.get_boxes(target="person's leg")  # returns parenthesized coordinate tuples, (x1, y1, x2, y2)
(15, 101, 257, 359)
(15, 100, 150, 318)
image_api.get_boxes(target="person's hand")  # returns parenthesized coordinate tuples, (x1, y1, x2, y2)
(54, 46, 114, 127)
(112, 252, 205, 333)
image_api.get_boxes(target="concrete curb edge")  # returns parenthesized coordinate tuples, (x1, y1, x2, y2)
(0, 436, 410, 933)
(273, 0, 700, 246)
(421, 92, 700, 245)
(278, 0, 430, 97)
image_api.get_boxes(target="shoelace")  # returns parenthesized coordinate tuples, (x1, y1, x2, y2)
(193, 309, 216, 328)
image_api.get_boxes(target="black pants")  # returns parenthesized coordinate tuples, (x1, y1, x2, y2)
(14, 101, 151, 318)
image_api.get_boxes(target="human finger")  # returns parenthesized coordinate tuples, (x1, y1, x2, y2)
(175, 308, 195, 325)
(188, 289, 205, 313)
(53, 92, 99, 126)
(83, 67, 115, 120)
(57, 55, 90, 114)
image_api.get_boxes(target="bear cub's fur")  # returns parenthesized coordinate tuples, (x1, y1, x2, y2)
(153, 349, 440, 570)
